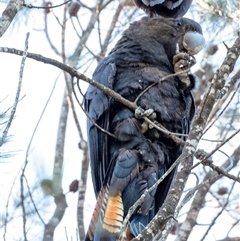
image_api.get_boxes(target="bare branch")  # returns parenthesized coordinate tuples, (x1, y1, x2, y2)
(23, 0, 72, 9)
(1, 32, 29, 146)
(199, 179, 237, 241)
(175, 145, 240, 241)
(23, 175, 45, 225)
(217, 69, 240, 99)
(192, 128, 240, 172)
(43, 12, 61, 56)
(98, 0, 127, 60)
(43, 193, 68, 241)
(17, 32, 30, 241)
(196, 149, 240, 183)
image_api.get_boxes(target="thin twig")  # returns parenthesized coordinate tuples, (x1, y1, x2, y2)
(1, 33, 29, 146)
(199, 179, 237, 241)
(43, 13, 60, 55)
(204, 82, 240, 134)
(192, 128, 240, 172)
(24, 0, 72, 9)
(18, 32, 30, 241)
(23, 175, 45, 225)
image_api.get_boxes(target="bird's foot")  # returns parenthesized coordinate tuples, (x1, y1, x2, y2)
(173, 53, 196, 88)
(135, 107, 156, 120)
(135, 107, 156, 133)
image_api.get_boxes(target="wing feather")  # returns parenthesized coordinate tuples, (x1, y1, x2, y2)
(84, 59, 117, 196)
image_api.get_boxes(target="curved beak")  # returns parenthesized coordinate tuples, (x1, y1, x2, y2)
(183, 31, 205, 55)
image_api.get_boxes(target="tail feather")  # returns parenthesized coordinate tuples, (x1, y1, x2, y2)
(85, 186, 124, 241)
(86, 188, 105, 241)
(102, 195, 123, 233)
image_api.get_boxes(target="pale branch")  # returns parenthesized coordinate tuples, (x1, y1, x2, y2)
(11, 57, 60, 241)
(197, 36, 240, 123)
(199, 180, 237, 241)
(131, 33, 240, 241)
(227, 218, 240, 237)
(98, 0, 127, 59)
(0, 33, 29, 146)
(0, 0, 23, 37)
(68, 7, 99, 66)
(160, 172, 218, 241)
(52, 92, 68, 194)
(195, 149, 240, 183)
(217, 67, 240, 99)
(77, 1, 92, 11)
(43, 12, 61, 56)
(3, 168, 20, 241)
(191, 128, 240, 172)
(77, 141, 89, 241)
(175, 145, 240, 241)
(43, 193, 68, 241)
(20, 173, 27, 241)
(18, 32, 30, 241)
(205, 83, 239, 134)
(66, 76, 87, 240)
(44, 11, 68, 232)
(61, 7, 89, 236)
(43, 92, 68, 241)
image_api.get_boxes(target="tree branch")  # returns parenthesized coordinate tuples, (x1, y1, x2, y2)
(175, 145, 240, 241)
(0, 33, 29, 146)
(0, 0, 23, 37)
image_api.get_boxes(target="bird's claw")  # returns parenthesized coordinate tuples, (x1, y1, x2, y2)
(173, 53, 196, 72)
(173, 53, 196, 88)
(135, 107, 156, 120)
(135, 107, 156, 133)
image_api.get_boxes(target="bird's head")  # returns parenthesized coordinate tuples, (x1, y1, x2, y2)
(126, 17, 205, 61)
(175, 18, 205, 55)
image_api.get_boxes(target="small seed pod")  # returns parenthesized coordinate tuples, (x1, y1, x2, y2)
(68, 1, 81, 17)
(217, 187, 228, 196)
(44, 1, 52, 14)
(69, 179, 79, 193)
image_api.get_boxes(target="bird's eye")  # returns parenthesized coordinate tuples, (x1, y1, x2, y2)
(177, 20, 182, 26)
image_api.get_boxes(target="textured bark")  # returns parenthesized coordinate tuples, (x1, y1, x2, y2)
(0, 0, 23, 37)
(175, 146, 240, 241)
(43, 193, 68, 241)
(77, 142, 89, 240)
(43, 92, 69, 241)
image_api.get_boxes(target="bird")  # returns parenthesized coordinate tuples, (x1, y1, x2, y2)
(133, 0, 193, 18)
(84, 16, 204, 241)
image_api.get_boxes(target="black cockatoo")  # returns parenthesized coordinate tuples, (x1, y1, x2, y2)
(133, 0, 193, 18)
(84, 16, 204, 241)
